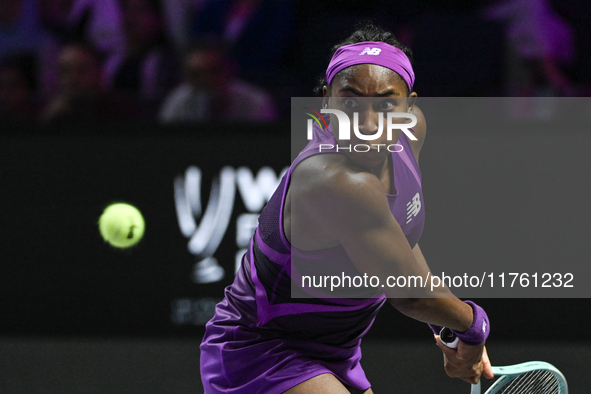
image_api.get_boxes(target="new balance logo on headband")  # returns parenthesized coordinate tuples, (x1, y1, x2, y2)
(359, 47, 381, 56)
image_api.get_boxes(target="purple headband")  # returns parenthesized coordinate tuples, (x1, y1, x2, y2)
(326, 41, 415, 91)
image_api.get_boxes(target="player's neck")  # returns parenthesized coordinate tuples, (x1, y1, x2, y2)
(368, 156, 389, 177)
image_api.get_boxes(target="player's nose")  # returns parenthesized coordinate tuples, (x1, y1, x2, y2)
(356, 111, 383, 135)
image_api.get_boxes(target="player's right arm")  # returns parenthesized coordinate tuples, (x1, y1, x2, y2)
(412, 244, 493, 384)
(292, 159, 473, 332)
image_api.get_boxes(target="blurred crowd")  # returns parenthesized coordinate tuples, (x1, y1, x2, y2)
(1, 0, 590, 124)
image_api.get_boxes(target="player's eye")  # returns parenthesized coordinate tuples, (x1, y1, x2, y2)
(343, 98, 358, 108)
(378, 99, 397, 110)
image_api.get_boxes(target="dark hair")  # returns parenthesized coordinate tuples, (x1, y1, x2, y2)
(120, 0, 168, 48)
(185, 37, 233, 60)
(313, 21, 413, 95)
(184, 37, 237, 75)
(60, 40, 104, 66)
(0, 54, 37, 91)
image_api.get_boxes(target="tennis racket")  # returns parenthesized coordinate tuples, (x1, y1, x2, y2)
(439, 328, 568, 394)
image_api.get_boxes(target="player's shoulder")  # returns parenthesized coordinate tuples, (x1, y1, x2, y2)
(409, 105, 426, 161)
(291, 154, 384, 203)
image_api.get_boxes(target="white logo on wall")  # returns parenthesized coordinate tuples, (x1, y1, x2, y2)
(359, 47, 382, 55)
(173, 165, 288, 284)
(406, 193, 421, 224)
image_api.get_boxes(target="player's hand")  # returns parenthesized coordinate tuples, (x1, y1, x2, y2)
(435, 335, 494, 384)
(481, 345, 493, 380)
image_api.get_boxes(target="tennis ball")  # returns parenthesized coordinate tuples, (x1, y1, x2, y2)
(98, 203, 145, 248)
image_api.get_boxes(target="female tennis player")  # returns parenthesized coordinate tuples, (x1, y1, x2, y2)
(200, 22, 493, 393)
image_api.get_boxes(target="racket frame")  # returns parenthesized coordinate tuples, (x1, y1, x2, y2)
(438, 327, 568, 394)
(486, 361, 568, 394)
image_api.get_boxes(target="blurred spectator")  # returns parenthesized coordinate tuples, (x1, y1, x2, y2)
(0, 0, 68, 99)
(37, 0, 74, 32)
(36, 0, 126, 97)
(549, 0, 591, 93)
(38, 0, 125, 56)
(190, 0, 294, 86)
(159, 40, 277, 123)
(0, 0, 44, 60)
(41, 42, 137, 122)
(0, 55, 37, 121)
(36, 0, 74, 95)
(161, 0, 208, 53)
(104, 0, 177, 103)
(484, 0, 575, 96)
(67, 0, 125, 57)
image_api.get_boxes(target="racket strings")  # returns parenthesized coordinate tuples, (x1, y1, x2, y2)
(497, 370, 559, 394)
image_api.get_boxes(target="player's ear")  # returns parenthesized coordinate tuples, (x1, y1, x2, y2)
(407, 92, 417, 113)
(322, 86, 329, 109)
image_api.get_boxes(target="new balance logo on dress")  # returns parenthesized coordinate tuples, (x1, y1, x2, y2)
(406, 193, 421, 224)
(359, 47, 382, 55)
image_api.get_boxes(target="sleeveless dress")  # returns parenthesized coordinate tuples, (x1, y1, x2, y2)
(200, 124, 425, 393)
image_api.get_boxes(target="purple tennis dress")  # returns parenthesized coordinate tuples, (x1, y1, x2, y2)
(200, 124, 425, 393)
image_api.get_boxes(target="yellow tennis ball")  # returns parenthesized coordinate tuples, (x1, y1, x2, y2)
(98, 203, 145, 248)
